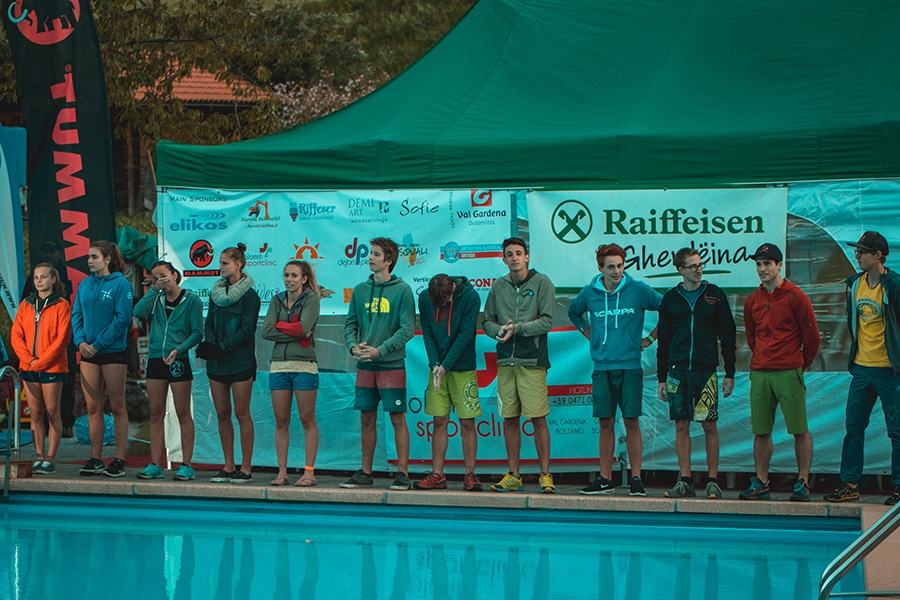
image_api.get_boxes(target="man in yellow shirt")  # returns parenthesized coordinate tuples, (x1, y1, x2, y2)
(825, 231, 900, 506)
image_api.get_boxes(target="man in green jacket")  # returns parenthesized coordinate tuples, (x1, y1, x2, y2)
(483, 237, 556, 493)
(341, 237, 416, 491)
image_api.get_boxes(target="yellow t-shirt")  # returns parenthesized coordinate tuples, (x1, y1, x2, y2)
(854, 274, 891, 367)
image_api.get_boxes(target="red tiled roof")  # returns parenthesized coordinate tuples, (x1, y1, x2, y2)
(136, 68, 268, 104)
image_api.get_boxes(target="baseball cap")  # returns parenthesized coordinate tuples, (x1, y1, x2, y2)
(847, 231, 889, 256)
(749, 243, 783, 263)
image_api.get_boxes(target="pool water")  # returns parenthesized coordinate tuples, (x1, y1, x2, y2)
(1, 495, 862, 600)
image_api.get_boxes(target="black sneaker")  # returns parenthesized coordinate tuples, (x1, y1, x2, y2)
(885, 487, 899, 506)
(104, 458, 126, 477)
(629, 476, 647, 496)
(823, 482, 860, 503)
(231, 471, 252, 484)
(79, 458, 106, 476)
(61, 427, 74, 439)
(580, 475, 615, 495)
(210, 470, 233, 483)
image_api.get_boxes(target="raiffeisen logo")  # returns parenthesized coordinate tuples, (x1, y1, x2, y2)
(7, 0, 80, 46)
(169, 211, 228, 232)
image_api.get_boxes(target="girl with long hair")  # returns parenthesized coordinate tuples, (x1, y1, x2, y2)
(11, 263, 72, 474)
(71, 240, 133, 477)
(133, 261, 203, 480)
(262, 260, 321, 486)
(196, 243, 260, 483)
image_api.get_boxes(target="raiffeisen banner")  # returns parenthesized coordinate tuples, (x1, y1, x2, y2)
(528, 189, 788, 290)
(157, 188, 517, 314)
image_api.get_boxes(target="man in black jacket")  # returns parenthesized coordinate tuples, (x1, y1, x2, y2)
(657, 247, 736, 499)
(825, 231, 900, 506)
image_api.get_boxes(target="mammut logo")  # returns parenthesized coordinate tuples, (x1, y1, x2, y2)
(190, 240, 214, 268)
(8, 0, 80, 46)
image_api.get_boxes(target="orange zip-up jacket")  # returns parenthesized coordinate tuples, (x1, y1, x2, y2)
(11, 291, 72, 374)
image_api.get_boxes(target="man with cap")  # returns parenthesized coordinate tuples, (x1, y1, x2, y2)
(825, 231, 900, 506)
(740, 243, 820, 501)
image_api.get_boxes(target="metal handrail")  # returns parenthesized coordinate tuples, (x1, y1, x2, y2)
(2, 365, 23, 500)
(819, 500, 900, 599)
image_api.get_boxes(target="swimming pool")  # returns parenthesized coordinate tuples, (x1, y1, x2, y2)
(1, 494, 862, 600)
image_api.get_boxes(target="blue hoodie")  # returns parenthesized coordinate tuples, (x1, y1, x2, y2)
(568, 272, 662, 370)
(72, 271, 134, 354)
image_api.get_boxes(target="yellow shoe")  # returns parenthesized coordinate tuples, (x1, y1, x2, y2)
(539, 472, 556, 494)
(491, 472, 524, 492)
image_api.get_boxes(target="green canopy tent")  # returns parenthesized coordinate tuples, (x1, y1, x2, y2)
(157, 0, 900, 190)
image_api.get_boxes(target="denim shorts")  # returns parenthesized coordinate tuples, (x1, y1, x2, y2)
(270, 371, 319, 391)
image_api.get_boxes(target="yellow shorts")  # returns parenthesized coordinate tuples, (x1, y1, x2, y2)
(497, 365, 549, 419)
(425, 370, 481, 419)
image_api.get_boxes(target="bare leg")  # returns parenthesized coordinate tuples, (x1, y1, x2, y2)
(296, 389, 318, 479)
(231, 378, 255, 474)
(431, 415, 450, 473)
(503, 417, 521, 475)
(271, 389, 293, 478)
(530, 416, 551, 473)
(101, 363, 129, 460)
(623, 417, 642, 480)
(170, 380, 194, 466)
(795, 431, 812, 481)
(41, 381, 63, 463)
(25, 381, 46, 461)
(599, 417, 616, 479)
(209, 379, 235, 471)
(360, 410, 377, 473)
(459, 418, 478, 474)
(390, 411, 410, 474)
(754, 433, 773, 482)
(674, 419, 691, 478)
(701, 421, 719, 479)
(80, 362, 105, 459)
(145, 379, 169, 466)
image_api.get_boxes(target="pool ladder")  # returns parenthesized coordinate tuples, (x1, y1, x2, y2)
(1, 365, 23, 501)
(818, 500, 900, 599)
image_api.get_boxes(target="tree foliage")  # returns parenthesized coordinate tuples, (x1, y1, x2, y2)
(0, 0, 474, 147)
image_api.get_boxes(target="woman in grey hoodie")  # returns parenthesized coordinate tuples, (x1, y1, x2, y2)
(262, 260, 321, 486)
(133, 261, 203, 481)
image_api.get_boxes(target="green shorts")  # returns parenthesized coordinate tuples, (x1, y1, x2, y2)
(592, 369, 643, 419)
(497, 365, 549, 419)
(749, 368, 808, 435)
(425, 370, 482, 419)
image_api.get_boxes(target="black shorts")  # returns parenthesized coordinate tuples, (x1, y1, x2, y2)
(19, 371, 67, 384)
(81, 351, 127, 365)
(208, 367, 256, 385)
(146, 357, 194, 382)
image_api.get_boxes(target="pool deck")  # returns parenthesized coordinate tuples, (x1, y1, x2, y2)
(3, 463, 898, 597)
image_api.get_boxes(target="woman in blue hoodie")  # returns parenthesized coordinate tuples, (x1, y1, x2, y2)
(133, 261, 203, 481)
(71, 240, 134, 478)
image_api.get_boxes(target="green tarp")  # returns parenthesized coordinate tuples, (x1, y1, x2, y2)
(156, 0, 900, 190)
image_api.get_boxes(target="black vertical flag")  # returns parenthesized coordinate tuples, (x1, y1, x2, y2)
(2, 0, 116, 299)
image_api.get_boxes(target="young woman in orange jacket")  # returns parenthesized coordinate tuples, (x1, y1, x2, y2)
(11, 263, 72, 474)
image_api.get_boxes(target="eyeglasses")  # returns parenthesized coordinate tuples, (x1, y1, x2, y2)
(680, 262, 706, 272)
(854, 249, 872, 257)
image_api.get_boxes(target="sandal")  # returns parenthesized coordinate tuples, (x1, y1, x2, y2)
(297, 475, 318, 487)
(270, 475, 291, 486)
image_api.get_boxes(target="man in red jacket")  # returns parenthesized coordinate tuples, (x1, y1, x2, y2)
(740, 243, 821, 501)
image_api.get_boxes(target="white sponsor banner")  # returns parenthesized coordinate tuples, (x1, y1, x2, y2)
(528, 189, 787, 289)
(157, 189, 515, 314)
(0, 131, 24, 316)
